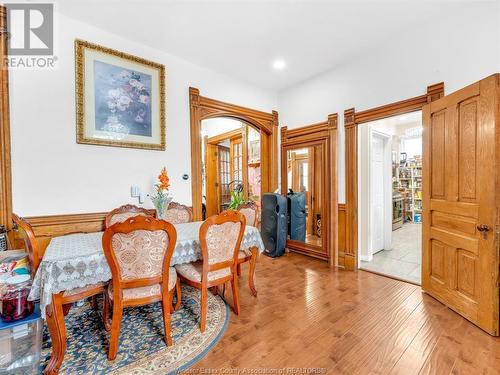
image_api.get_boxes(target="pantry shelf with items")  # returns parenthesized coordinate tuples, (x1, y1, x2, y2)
(391, 124, 424, 228)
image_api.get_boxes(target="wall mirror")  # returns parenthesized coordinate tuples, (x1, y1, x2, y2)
(286, 146, 323, 248)
(281, 117, 337, 264)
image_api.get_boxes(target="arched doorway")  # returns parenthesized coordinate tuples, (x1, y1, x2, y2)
(189, 88, 279, 220)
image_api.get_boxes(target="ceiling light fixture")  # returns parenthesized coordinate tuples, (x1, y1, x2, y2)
(272, 59, 286, 70)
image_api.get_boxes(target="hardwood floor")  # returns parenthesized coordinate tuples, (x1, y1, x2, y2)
(189, 252, 500, 374)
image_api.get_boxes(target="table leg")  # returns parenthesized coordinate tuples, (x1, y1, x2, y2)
(45, 293, 66, 375)
(248, 247, 258, 297)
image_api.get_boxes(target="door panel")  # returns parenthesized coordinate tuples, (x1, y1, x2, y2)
(422, 74, 499, 335)
(205, 143, 219, 217)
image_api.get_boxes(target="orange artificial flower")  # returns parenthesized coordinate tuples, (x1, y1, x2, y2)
(157, 167, 170, 191)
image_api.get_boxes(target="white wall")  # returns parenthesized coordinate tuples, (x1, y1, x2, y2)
(10, 12, 277, 216)
(278, 3, 500, 203)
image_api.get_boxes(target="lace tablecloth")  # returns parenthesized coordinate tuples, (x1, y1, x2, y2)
(29, 222, 264, 318)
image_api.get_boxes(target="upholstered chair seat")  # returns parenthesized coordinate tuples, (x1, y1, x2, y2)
(63, 282, 107, 297)
(107, 267, 177, 301)
(175, 261, 231, 282)
(238, 249, 252, 259)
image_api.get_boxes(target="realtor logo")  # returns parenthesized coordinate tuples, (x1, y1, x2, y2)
(7, 3, 53, 55)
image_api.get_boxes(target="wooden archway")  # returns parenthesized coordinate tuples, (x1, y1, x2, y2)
(189, 88, 279, 220)
(342, 82, 444, 270)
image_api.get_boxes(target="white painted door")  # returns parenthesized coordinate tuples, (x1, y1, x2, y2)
(370, 134, 385, 253)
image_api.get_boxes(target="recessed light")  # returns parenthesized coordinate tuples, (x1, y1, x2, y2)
(272, 59, 286, 70)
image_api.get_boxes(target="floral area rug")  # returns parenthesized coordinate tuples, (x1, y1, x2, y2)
(40, 285, 228, 374)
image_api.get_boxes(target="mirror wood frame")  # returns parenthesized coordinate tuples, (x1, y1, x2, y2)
(189, 88, 279, 221)
(343, 82, 444, 270)
(280, 114, 338, 266)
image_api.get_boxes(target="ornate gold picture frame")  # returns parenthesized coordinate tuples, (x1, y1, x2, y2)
(75, 39, 166, 150)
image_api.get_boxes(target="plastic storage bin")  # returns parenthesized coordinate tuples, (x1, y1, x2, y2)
(0, 305, 41, 374)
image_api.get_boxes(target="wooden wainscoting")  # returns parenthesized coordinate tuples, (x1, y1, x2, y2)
(337, 203, 346, 267)
(15, 205, 346, 265)
(13, 210, 155, 256)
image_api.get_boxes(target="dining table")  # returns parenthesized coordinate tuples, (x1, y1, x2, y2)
(29, 221, 264, 374)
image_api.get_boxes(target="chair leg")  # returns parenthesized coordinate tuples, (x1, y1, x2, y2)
(103, 291, 111, 332)
(91, 295, 98, 310)
(237, 263, 242, 276)
(161, 293, 173, 346)
(174, 278, 182, 311)
(44, 293, 66, 375)
(248, 248, 258, 297)
(108, 303, 123, 361)
(200, 287, 208, 332)
(231, 273, 240, 315)
(169, 289, 175, 314)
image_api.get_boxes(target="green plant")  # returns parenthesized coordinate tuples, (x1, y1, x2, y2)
(228, 190, 245, 209)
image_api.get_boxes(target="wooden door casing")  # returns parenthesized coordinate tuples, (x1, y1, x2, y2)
(189, 88, 279, 221)
(422, 74, 499, 335)
(343, 83, 444, 270)
(280, 115, 338, 266)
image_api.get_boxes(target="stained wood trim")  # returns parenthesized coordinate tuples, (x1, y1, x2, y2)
(280, 114, 338, 266)
(16, 210, 154, 253)
(207, 128, 243, 145)
(0, 6, 13, 243)
(189, 87, 278, 220)
(343, 83, 444, 270)
(354, 82, 445, 124)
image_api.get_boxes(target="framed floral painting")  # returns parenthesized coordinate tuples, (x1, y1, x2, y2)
(75, 39, 165, 150)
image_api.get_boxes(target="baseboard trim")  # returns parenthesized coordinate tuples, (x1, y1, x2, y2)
(359, 254, 373, 262)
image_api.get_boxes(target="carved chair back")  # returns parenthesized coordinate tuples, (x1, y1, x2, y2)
(12, 214, 41, 278)
(199, 210, 245, 280)
(102, 215, 177, 302)
(238, 202, 258, 227)
(164, 202, 193, 224)
(105, 204, 152, 228)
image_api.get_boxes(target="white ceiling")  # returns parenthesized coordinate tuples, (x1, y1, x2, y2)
(57, 0, 473, 90)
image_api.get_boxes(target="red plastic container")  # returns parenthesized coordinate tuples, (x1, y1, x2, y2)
(0, 275, 34, 322)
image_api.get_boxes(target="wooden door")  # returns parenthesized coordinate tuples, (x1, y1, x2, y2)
(205, 143, 219, 217)
(422, 74, 499, 335)
(218, 145, 231, 211)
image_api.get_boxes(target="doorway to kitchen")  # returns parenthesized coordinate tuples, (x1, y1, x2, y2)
(358, 111, 423, 284)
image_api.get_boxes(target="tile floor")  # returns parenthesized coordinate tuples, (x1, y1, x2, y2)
(360, 223, 422, 284)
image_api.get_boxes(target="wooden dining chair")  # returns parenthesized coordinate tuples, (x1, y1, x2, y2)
(12, 214, 106, 375)
(12, 214, 42, 278)
(102, 215, 179, 360)
(236, 202, 259, 296)
(164, 202, 193, 224)
(105, 204, 152, 228)
(175, 210, 245, 332)
(238, 202, 258, 227)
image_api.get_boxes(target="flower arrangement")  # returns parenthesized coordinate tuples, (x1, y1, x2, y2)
(150, 167, 173, 219)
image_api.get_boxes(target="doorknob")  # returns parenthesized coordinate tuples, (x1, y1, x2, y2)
(477, 224, 490, 232)
(477, 224, 490, 239)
